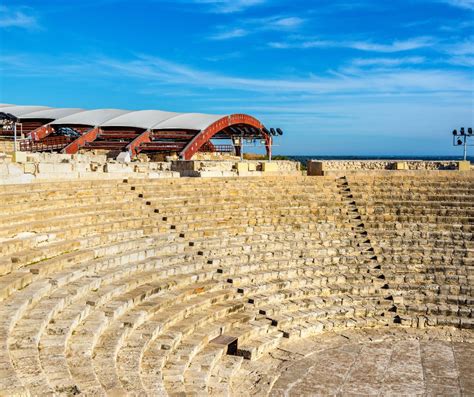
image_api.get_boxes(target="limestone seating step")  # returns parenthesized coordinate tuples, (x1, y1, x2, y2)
(41, 280, 218, 394)
(360, 213, 474, 225)
(0, 207, 155, 239)
(160, 302, 251, 394)
(364, 228, 473, 242)
(139, 311, 253, 396)
(1, 224, 158, 277)
(183, 343, 227, 395)
(156, 206, 345, 225)
(262, 296, 391, 330)
(219, 256, 381, 282)
(135, 186, 341, 200)
(0, 179, 128, 192)
(130, 179, 337, 192)
(40, 272, 222, 395)
(175, 219, 357, 240)
(0, 223, 158, 268)
(361, 208, 474, 219)
(0, 236, 172, 384)
(69, 282, 240, 395)
(398, 300, 472, 319)
(117, 301, 250, 395)
(0, 192, 140, 215)
(378, 232, 474, 246)
(184, 227, 352, 250)
(0, 200, 151, 228)
(362, 220, 474, 233)
(162, 209, 347, 230)
(255, 293, 389, 317)
(207, 354, 243, 397)
(0, 186, 138, 206)
(92, 281, 232, 394)
(10, 266, 201, 394)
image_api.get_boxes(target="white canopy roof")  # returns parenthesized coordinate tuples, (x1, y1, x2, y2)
(52, 109, 130, 126)
(154, 113, 223, 131)
(1, 104, 229, 132)
(101, 110, 181, 129)
(20, 108, 85, 120)
(0, 106, 51, 116)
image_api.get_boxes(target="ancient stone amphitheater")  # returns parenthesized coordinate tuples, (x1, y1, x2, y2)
(0, 173, 473, 396)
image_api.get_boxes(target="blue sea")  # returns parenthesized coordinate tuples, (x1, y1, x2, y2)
(285, 155, 473, 165)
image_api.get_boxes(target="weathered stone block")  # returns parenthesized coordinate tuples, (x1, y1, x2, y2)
(458, 161, 470, 171)
(262, 162, 278, 172)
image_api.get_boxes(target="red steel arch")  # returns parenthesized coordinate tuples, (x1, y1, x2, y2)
(180, 114, 271, 160)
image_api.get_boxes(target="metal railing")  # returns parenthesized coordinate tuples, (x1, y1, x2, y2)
(199, 144, 234, 153)
(19, 136, 70, 152)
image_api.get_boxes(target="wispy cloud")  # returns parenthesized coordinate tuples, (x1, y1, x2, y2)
(351, 56, 426, 67)
(209, 15, 305, 40)
(210, 28, 249, 40)
(439, 0, 474, 10)
(1, 52, 470, 96)
(269, 36, 435, 52)
(0, 5, 39, 30)
(188, 0, 266, 13)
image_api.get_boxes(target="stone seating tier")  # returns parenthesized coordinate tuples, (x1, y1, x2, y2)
(0, 174, 472, 396)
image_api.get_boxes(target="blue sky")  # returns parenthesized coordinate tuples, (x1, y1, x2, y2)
(0, 0, 473, 155)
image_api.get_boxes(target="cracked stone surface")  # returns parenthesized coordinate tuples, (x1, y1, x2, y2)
(232, 327, 474, 396)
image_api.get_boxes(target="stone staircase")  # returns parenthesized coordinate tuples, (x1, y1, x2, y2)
(0, 174, 472, 395)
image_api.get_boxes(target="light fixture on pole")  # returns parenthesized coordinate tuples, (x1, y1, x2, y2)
(452, 127, 473, 161)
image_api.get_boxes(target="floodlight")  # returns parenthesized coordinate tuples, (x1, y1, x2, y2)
(276, 128, 283, 136)
(460, 127, 465, 135)
(453, 129, 458, 136)
(262, 127, 270, 135)
(469, 128, 473, 135)
(457, 139, 463, 145)
(270, 128, 277, 136)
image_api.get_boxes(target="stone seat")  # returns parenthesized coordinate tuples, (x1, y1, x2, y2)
(0, 206, 154, 239)
(206, 354, 243, 396)
(0, 200, 148, 227)
(156, 206, 344, 225)
(117, 303, 250, 395)
(363, 220, 474, 233)
(361, 207, 474, 219)
(38, 272, 225, 395)
(0, 186, 135, 206)
(1, 221, 160, 277)
(69, 283, 241, 395)
(92, 281, 233, 393)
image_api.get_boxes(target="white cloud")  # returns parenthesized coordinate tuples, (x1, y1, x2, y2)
(2, 52, 469, 97)
(191, 0, 266, 13)
(351, 56, 426, 67)
(445, 37, 474, 55)
(209, 15, 305, 40)
(269, 36, 435, 53)
(210, 28, 249, 40)
(0, 6, 39, 29)
(440, 0, 474, 10)
(448, 55, 474, 66)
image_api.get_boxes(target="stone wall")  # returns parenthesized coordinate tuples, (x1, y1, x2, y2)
(0, 140, 14, 154)
(0, 152, 178, 184)
(0, 152, 301, 184)
(172, 160, 301, 177)
(308, 160, 470, 176)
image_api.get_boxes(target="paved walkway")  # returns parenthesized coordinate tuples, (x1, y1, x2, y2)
(265, 328, 474, 396)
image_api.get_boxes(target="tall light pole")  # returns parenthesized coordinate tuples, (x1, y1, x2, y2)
(453, 127, 473, 161)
